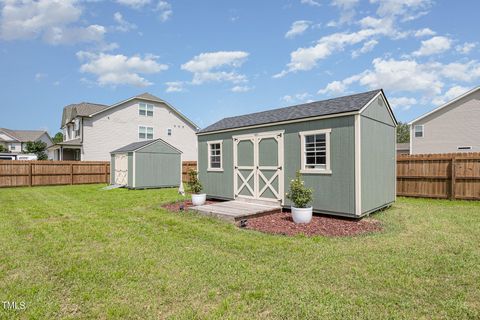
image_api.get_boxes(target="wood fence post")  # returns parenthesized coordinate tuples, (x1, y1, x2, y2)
(70, 163, 74, 185)
(104, 163, 108, 183)
(450, 156, 456, 200)
(29, 162, 33, 187)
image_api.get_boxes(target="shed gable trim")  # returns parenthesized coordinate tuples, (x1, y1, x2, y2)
(358, 91, 397, 126)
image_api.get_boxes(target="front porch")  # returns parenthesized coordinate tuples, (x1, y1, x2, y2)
(48, 139, 82, 161)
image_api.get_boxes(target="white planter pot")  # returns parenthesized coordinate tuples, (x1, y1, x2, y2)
(291, 206, 313, 224)
(191, 193, 206, 206)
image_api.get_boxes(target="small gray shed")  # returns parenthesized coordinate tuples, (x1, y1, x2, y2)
(110, 139, 182, 189)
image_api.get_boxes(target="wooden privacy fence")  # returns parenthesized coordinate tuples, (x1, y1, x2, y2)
(0, 161, 110, 188)
(182, 161, 197, 183)
(397, 153, 480, 200)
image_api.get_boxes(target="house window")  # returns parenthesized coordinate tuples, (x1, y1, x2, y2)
(208, 141, 223, 171)
(167, 128, 172, 136)
(10, 145, 16, 151)
(139, 103, 154, 116)
(414, 125, 424, 138)
(299, 129, 332, 174)
(139, 126, 154, 140)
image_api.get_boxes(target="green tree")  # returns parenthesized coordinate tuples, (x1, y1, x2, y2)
(24, 141, 48, 160)
(53, 132, 64, 144)
(0, 145, 6, 152)
(396, 121, 410, 143)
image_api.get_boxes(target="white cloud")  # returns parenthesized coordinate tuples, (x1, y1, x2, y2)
(116, 0, 151, 9)
(432, 85, 471, 106)
(371, 0, 433, 21)
(438, 61, 480, 82)
(456, 42, 477, 55)
(77, 51, 168, 87)
(330, 0, 359, 25)
(317, 81, 347, 95)
(285, 20, 311, 39)
(352, 39, 378, 58)
(300, 0, 321, 7)
(165, 81, 184, 92)
(35, 72, 47, 81)
(0, 0, 105, 45)
(414, 28, 435, 37)
(181, 51, 249, 85)
(113, 12, 137, 32)
(389, 96, 417, 110)
(281, 92, 312, 103)
(156, 1, 172, 22)
(231, 85, 252, 93)
(413, 36, 452, 56)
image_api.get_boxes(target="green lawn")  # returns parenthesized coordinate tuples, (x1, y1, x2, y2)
(0, 185, 479, 319)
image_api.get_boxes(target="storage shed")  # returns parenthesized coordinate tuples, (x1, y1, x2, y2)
(110, 139, 182, 189)
(197, 89, 397, 218)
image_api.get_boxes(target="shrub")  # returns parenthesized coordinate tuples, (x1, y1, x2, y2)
(187, 169, 203, 194)
(286, 171, 313, 208)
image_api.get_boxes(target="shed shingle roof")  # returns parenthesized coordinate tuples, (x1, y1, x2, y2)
(0, 128, 49, 142)
(199, 90, 382, 134)
(111, 138, 182, 154)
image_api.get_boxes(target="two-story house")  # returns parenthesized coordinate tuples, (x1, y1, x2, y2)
(409, 86, 480, 154)
(0, 128, 52, 153)
(49, 93, 198, 161)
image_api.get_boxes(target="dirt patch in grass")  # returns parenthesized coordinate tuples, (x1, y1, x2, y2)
(245, 211, 382, 237)
(161, 199, 219, 212)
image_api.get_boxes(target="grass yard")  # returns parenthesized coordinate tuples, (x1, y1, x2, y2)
(1, 185, 479, 319)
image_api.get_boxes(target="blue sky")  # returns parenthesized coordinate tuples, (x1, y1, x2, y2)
(1, 0, 479, 134)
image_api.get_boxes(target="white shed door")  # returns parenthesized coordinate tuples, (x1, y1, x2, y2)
(114, 153, 128, 185)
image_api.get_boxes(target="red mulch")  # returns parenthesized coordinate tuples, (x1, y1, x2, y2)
(161, 199, 218, 212)
(245, 211, 382, 237)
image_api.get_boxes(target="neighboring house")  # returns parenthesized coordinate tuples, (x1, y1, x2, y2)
(49, 93, 198, 161)
(0, 128, 52, 154)
(409, 86, 480, 154)
(197, 89, 397, 218)
(396, 143, 410, 155)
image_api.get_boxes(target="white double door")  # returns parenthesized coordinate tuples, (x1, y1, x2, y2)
(233, 130, 284, 204)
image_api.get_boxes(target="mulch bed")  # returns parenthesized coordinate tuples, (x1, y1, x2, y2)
(161, 199, 218, 212)
(245, 211, 382, 237)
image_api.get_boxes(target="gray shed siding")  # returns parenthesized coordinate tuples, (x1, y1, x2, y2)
(127, 153, 133, 188)
(110, 154, 115, 185)
(133, 142, 181, 188)
(199, 116, 356, 216)
(360, 97, 396, 214)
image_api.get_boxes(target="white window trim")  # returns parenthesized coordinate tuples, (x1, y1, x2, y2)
(414, 125, 424, 138)
(139, 103, 154, 117)
(299, 129, 332, 175)
(138, 125, 154, 140)
(207, 140, 223, 172)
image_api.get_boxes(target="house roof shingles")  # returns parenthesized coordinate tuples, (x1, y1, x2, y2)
(0, 128, 48, 142)
(61, 102, 109, 127)
(199, 89, 382, 134)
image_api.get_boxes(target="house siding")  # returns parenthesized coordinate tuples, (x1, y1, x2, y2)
(411, 90, 480, 154)
(198, 116, 356, 216)
(360, 97, 396, 214)
(80, 99, 197, 161)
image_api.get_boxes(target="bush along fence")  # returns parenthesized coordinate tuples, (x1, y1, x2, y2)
(0, 160, 198, 188)
(397, 153, 480, 200)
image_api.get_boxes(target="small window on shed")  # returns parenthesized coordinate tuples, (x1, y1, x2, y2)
(208, 141, 223, 171)
(299, 129, 331, 174)
(414, 125, 424, 138)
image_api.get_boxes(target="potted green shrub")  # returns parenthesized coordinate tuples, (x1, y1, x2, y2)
(187, 169, 206, 206)
(286, 171, 313, 224)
